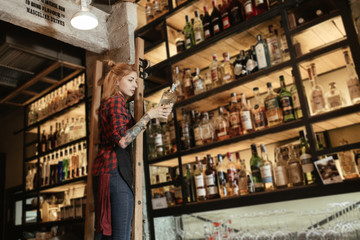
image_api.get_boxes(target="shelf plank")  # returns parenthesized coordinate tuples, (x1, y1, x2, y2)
(39, 176, 87, 193)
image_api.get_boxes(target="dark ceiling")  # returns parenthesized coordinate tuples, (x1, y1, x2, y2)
(0, 21, 85, 120)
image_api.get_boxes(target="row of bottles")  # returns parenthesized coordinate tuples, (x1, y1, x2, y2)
(27, 73, 86, 126)
(38, 117, 86, 154)
(145, 0, 169, 22)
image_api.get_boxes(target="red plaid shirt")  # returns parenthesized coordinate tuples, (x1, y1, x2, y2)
(92, 94, 133, 175)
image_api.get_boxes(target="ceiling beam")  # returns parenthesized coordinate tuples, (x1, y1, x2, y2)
(0, 62, 34, 75)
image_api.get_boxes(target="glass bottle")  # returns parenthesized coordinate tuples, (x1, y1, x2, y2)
(173, 168, 183, 204)
(264, 82, 283, 127)
(220, 0, 231, 30)
(192, 68, 205, 95)
(273, 148, 288, 189)
(228, 0, 244, 26)
(184, 15, 194, 50)
(226, 152, 238, 196)
(200, 112, 214, 144)
(278, 75, 296, 123)
(180, 108, 192, 150)
(153, 175, 165, 198)
(173, 66, 185, 102)
(236, 152, 249, 195)
(205, 155, 220, 199)
(246, 46, 258, 73)
(215, 106, 230, 141)
(193, 10, 205, 45)
(343, 50, 360, 104)
(194, 156, 206, 201)
(153, 119, 164, 157)
(254, 0, 268, 15)
(153, 0, 161, 17)
(266, 25, 282, 66)
(242, 0, 255, 20)
(168, 113, 177, 153)
(240, 93, 255, 134)
(216, 154, 228, 198)
(185, 164, 196, 202)
(259, 144, 275, 191)
(287, 144, 303, 186)
(308, 64, 326, 114)
(175, 30, 185, 54)
(221, 52, 234, 84)
(193, 112, 203, 147)
(338, 139, 359, 179)
(164, 173, 175, 206)
(40, 129, 47, 154)
(202, 5, 213, 39)
(299, 130, 316, 185)
(325, 82, 343, 110)
(210, 54, 223, 88)
(233, 51, 245, 79)
(158, 83, 178, 109)
(204, 73, 212, 91)
(290, 70, 303, 119)
(229, 93, 242, 137)
(252, 87, 267, 130)
(254, 34, 271, 70)
(211, 0, 223, 35)
(250, 144, 265, 192)
(183, 68, 195, 98)
(315, 133, 325, 151)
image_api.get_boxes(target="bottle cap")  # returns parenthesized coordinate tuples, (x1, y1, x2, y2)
(217, 154, 223, 162)
(251, 144, 257, 150)
(266, 82, 272, 88)
(227, 152, 232, 159)
(231, 92, 236, 97)
(253, 87, 259, 91)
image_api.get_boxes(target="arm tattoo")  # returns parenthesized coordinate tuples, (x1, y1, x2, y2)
(119, 113, 151, 148)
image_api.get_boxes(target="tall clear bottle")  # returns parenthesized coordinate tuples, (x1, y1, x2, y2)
(183, 68, 195, 99)
(158, 83, 178, 108)
(259, 144, 275, 191)
(229, 93, 242, 137)
(254, 34, 271, 70)
(273, 148, 288, 188)
(299, 130, 316, 185)
(325, 82, 344, 110)
(343, 50, 360, 104)
(287, 144, 304, 186)
(215, 106, 230, 141)
(308, 63, 326, 114)
(266, 25, 282, 66)
(338, 139, 359, 179)
(240, 93, 255, 134)
(216, 154, 228, 198)
(173, 66, 185, 102)
(250, 144, 265, 192)
(192, 68, 205, 95)
(194, 156, 206, 201)
(264, 82, 283, 127)
(200, 112, 214, 144)
(193, 10, 205, 45)
(226, 152, 238, 196)
(278, 75, 296, 123)
(221, 52, 234, 84)
(235, 152, 249, 195)
(205, 155, 220, 199)
(210, 54, 223, 87)
(252, 87, 267, 130)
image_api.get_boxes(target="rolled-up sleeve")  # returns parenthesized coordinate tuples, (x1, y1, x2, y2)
(108, 97, 128, 145)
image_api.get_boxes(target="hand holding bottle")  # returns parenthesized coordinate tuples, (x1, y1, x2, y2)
(146, 105, 172, 119)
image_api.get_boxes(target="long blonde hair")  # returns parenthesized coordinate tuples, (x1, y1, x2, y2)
(98, 61, 137, 101)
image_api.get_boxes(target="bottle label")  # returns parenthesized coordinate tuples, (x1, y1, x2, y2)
(211, 68, 219, 82)
(194, 127, 202, 142)
(265, 97, 281, 122)
(246, 59, 257, 72)
(154, 133, 163, 147)
(240, 110, 253, 130)
(274, 166, 288, 186)
(213, 21, 220, 33)
(205, 173, 215, 186)
(267, 37, 282, 64)
(184, 76, 192, 87)
(222, 16, 230, 29)
(253, 106, 266, 128)
(288, 162, 303, 184)
(291, 88, 301, 108)
(255, 44, 268, 69)
(300, 154, 314, 173)
(227, 169, 236, 182)
(327, 95, 342, 109)
(223, 73, 231, 82)
(174, 186, 182, 198)
(195, 174, 205, 188)
(217, 127, 228, 137)
(255, 0, 265, 5)
(251, 168, 262, 183)
(260, 165, 273, 183)
(234, 63, 243, 76)
(193, 77, 204, 91)
(312, 89, 325, 111)
(201, 124, 212, 140)
(204, 29, 211, 38)
(230, 111, 241, 126)
(347, 77, 360, 101)
(146, 6, 152, 17)
(206, 185, 218, 195)
(195, 29, 202, 42)
(280, 96, 294, 115)
(185, 37, 191, 47)
(244, 0, 253, 15)
(176, 40, 184, 49)
(217, 171, 227, 185)
(196, 188, 206, 197)
(238, 176, 248, 192)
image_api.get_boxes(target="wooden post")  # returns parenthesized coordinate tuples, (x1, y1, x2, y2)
(132, 37, 145, 240)
(84, 60, 103, 240)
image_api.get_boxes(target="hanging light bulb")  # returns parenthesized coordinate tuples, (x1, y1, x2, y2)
(71, 0, 98, 30)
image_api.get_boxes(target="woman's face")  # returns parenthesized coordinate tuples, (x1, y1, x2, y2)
(117, 71, 138, 97)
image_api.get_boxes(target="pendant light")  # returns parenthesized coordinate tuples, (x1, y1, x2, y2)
(71, 0, 98, 30)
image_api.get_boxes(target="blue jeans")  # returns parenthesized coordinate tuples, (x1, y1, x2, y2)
(93, 168, 134, 240)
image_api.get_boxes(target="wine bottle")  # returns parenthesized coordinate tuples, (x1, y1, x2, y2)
(203, 5, 213, 39)
(211, 0, 223, 35)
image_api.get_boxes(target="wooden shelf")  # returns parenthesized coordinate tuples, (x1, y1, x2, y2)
(39, 176, 87, 193)
(21, 218, 85, 229)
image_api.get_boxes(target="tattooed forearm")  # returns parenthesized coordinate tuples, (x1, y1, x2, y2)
(118, 113, 151, 149)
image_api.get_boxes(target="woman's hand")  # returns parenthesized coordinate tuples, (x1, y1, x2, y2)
(146, 105, 173, 119)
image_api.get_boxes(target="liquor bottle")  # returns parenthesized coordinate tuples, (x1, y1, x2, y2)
(338, 139, 359, 179)
(264, 82, 283, 127)
(233, 52, 244, 79)
(173, 66, 185, 102)
(160, 0, 168, 12)
(221, 52, 234, 84)
(41, 157, 46, 186)
(343, 51, 360, 104)
(250, 144, 265, 192)
(180, 108, 192, 150)
(185, 164, 196, 202)
(210, 54, 223, 87)
(145, 0, 154, 22)
(203, 5, 213, 39)
(193, 10, 205, 45)
(299, 130, 316, 185)
(47, 125, 53, 151)
(164, 173, 175, 206)
(235, 152, 249, 195)
(229, 93, 242, 137)
(175, 31, 185, 54)
(246, 46, 258, 73)
(211, 0, 223, 35)
(266, 25, 282, 66)
(220, 0, 231, 30)
(153, 0, 161, 17)
(254, 34, 271, 70)
(200, 112, 214, 144)
(216, 154, 228, 198)
(278, 75, 296, 123)
(184, 15, 194, 50)
(240, 93, 255, 134)
(153, 175, 165, 198)
(40, 130, 47, 153)
(273, 148, 288, 189)
(204, 73, 212, 91)
(205, 155, 220, 199)
(215, 106, 230, 141)
(183, 68, 195, 98)
(290, 70, 303, 119)
(325, 82, 344, 110)
(194, 156, 206, 201)
(192, 68, 205, 95)
(254, 0, 268, 15)
(52, 124, 58, 149)
(226, 152, 238, 196)
(259, 144, 275, 190)
(82, 142, 88, 175)
(193, 112, 203, 147)
(153, 119, 164, 157)
(242, 0, 255, 20)
(173, 168, 183, 204)
(63, 149, 69, 181)
(158, 83, 178, 108)
(228, 0, 244, 26)
(308, 64, 326, 114)
(252, 87, 267, 130)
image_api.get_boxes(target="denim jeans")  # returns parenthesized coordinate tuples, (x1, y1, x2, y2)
(93, 168, 134, 240)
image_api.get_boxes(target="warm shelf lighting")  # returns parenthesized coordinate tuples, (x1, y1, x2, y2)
(71, 0, 98, 30)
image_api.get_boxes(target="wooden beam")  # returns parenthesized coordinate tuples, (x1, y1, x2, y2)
(41, 77, 60, 84)
(84, 60, 103, 240)
(22, 90, 38, 96)
(132, 37, 145, 240)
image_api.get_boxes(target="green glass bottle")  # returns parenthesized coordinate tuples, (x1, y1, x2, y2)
(278, 75, 296, 123)
(250, 144, 265, 192)
(184, 15, 194, 49)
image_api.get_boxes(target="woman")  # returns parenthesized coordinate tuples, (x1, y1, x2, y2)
(92, 62, 171, 240)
